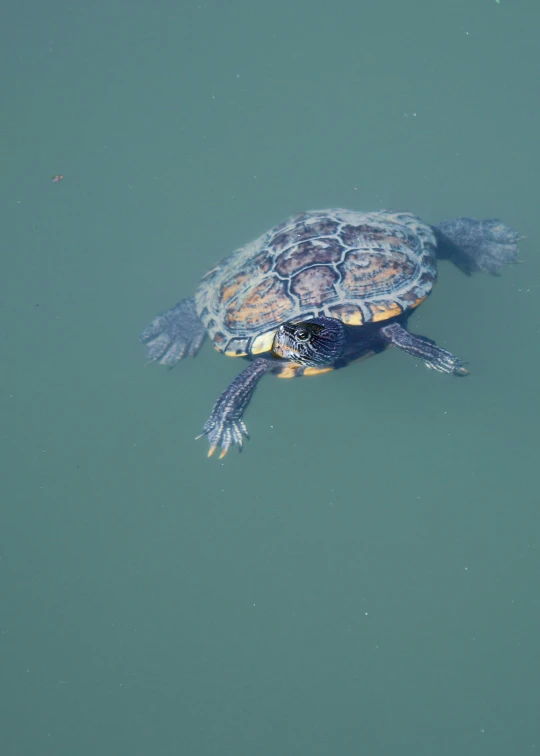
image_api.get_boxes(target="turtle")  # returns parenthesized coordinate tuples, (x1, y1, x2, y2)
(141, 209, 519, 458)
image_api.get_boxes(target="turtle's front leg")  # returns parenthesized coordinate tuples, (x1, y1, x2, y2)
(380, 322, 469, 376)
(198, 357, 275, 458)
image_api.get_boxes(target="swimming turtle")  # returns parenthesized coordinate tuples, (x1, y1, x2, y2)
(141, 209, 519, 457)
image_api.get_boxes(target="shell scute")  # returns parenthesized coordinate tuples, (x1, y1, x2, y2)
(218, 251, 273, 309)
(339, 223, 385, 248)
(339, 250, 417, 299)
(224, 276, 293, 332)
(290, 265, 340, 308)
(328, 303, 364, 325)
(275, 238, 343, 277)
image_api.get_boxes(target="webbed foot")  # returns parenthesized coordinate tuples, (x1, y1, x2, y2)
(197, 358, 274, 458)
(434, 217, 520, 275)
(381, 322, 468, 376)
(141, 297, 206, 366)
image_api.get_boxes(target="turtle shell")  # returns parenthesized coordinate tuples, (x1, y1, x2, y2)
(194, 209, 438, 357)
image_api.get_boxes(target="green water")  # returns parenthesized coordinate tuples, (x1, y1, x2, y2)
(2, 1, 539, 754)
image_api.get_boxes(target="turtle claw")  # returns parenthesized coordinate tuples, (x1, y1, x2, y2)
(425, 356, 469, 376)
(195, 358, 272, 459)
(198, 415, 249, 459)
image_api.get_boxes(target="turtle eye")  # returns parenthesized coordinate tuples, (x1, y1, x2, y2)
(295, 327, 311, 342)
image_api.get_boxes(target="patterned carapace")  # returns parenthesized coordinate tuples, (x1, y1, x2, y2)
(195, 209, 438, 358)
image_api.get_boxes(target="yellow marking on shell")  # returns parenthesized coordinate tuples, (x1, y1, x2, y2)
(221, 285, 238, 304)
(251, 329, 276, 355)
(370, 302, 403, 322)
(224, 347, 249, 357)
(225, 277, 292, 332)
(328, 304, 364, 326)
(342, 309, 364, 325)
(408, 295, 427, 310)
(220, 274, 249, 305)
(303, 366, 334, 376)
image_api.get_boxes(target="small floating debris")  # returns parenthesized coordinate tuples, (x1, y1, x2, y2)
(51, 175, 64, 183)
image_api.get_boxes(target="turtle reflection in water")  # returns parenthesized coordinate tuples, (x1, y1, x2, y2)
(141, 209, 519, 458)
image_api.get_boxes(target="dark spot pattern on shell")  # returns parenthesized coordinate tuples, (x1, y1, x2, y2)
(275, 239, 342, 277)
(224, 276, 294, 332)
(290, 265, 340, 307)
(340, 249, 417, 299)
(218, 250, 273, 308)
(340, 223, 385, 247)
(194, 209, 438, 353)
(269, 215, 339, 255)
(293, 217, 340, 242)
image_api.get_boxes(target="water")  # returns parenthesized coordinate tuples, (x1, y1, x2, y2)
(1, 1, 539, 754)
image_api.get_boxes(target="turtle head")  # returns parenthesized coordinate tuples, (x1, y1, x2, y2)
(272, 317, 346, 366)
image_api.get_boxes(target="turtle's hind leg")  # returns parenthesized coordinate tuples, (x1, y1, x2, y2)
(380, 322, 468, 376)
(141, 297, 206, 366)
(433, 217, 520, 275)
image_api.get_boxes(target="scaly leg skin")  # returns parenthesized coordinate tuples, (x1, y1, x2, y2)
(140, 297, 206, 366)
(433, 217, 520, 275)
(198, 357, 275, 458)
(380, 322, 468, 376)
